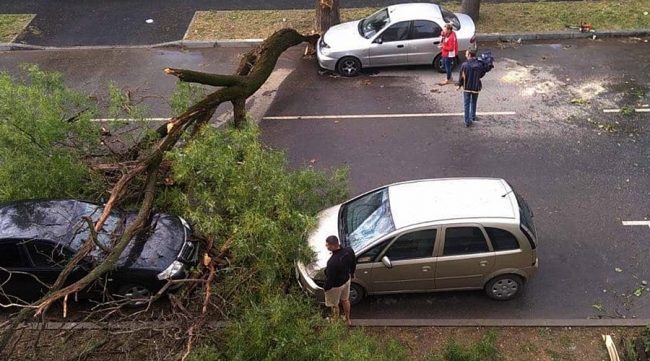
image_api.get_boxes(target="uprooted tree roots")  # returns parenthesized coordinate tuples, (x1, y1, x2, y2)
(0, 28, 319, 358)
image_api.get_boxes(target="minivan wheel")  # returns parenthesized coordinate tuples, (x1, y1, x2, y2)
(116, 283, 153, 307)
(485, 275, 523, 301)
(336, 56, 361, 77)
(348, 283, 365, 305)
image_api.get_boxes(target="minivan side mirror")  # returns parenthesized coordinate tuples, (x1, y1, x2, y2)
(381, 256, 392, 269)
(374, 37, 383, 44)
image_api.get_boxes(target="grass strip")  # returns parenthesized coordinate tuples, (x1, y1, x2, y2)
(185, 0, 649, 40)
(0, 14, 35, 42)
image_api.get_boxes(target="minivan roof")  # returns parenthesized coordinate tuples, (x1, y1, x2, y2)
(388, 178, 518, 229)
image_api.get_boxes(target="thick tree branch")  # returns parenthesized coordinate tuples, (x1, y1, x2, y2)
(164, 68, 247, 87)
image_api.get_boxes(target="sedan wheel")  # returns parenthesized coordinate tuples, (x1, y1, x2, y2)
(433, 54, 457, 73)
(485, 275, 523, 301)
(336, 57, 361, 77)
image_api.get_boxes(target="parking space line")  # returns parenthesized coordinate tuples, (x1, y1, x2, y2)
(263, 111, 516, 120)
(622, 220, 650, 229)
(603, 108, 650, 113)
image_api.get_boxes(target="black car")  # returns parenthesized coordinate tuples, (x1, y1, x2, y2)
(0, 199, 199, 305)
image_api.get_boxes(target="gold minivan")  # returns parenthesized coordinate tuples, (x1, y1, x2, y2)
(296, 178, 538, 304)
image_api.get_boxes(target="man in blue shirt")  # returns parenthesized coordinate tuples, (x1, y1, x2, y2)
(457, 49, 487, 127)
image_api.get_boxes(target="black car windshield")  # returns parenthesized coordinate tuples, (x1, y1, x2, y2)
(440, 6, 460, 29)
(341, 188, 395, 252)
(360, 8, 390, 38)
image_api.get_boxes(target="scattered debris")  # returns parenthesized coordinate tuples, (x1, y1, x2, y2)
(615, 268, 623, 273)
(603, 334, 621, 361)
(145, 19, 154, 24)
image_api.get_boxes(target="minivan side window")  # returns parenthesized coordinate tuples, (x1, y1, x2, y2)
(443, 227, 489, 256)
(0, 241, 25, 268)
(379, 21, 410, 42)
(384, 229, 436, 261)
(357, 240, 389, 263)
(485, 227, 520, 251)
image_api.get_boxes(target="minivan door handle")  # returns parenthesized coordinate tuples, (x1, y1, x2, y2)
(396, 44, 404, 48)
(421, 266, 431, 272)
(479, 260, 488, 267)
(433, 41, 440, 45)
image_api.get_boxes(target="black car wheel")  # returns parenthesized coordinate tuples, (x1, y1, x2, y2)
(349, 283, 365, 305)
(116, 283, 153, 307)
(485, 274, 523, 301)
(433, 54, 457, 73)
(336, 56, 362, 77)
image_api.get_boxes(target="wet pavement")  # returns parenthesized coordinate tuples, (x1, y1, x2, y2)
(260, 37, 650, 320)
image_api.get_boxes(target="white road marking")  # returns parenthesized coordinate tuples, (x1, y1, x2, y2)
(622, 220, 650, 229)
(263, 111, 516, 120)
(603, 108, 650, 113)
(91, 118, 169, 122)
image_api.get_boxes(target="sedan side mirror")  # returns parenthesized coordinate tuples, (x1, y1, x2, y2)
(374, 37, 383, 44)
(381, 256, 392, 269)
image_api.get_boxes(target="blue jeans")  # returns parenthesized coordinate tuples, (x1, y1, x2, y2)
(463, 92, 479, 126)
(444, 56, 453, 80)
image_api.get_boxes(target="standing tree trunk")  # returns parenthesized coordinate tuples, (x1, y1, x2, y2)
(460, 0, 480, 22)
(315, 0, 340, 34)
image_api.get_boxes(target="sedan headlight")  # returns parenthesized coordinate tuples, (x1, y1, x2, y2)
(304, 262, 322, 279)
(319, 38, 330, 49)
(157, 260, 185, 280)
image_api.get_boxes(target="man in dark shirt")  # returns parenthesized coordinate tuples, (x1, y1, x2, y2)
(324, 235, 356, 326)
(456, 49, 487, 127)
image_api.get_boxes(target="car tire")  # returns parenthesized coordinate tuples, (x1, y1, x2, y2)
(336, 56, 362, 77)
(349, 282, 365, 305)
(433, 54, 457, 73)
(485, 274, 523, 301)
(116, 283, 153, 307)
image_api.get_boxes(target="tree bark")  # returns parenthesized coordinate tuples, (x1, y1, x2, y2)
(460, 0, 480, 22)
(314, 0, 340, 34)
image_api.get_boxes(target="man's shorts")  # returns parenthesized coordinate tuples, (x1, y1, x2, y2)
(324, 278, 350, 307)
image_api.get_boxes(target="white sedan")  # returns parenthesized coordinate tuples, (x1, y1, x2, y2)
(317, 3, 476, 76)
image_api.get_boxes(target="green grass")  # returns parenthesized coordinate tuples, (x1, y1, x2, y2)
(185, 0, 649, 40)
(0, 14, 34, 42)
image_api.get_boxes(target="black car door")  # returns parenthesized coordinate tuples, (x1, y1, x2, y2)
(0, 239, 43, 303)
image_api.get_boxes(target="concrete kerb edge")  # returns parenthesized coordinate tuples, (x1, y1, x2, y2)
(2, 29, 648, 51)
(15, 319, 650, 330)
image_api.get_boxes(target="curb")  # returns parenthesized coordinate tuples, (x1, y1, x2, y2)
(1, 29, 648, 51)
(353, 318, 650, 327)
(15, 318, 650, 330)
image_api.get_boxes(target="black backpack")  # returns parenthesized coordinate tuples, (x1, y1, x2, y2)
(477, 50, 495, 74)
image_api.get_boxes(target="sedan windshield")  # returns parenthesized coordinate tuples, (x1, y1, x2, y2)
(341, 188, 395, 251)
(359, 8, 390, 39)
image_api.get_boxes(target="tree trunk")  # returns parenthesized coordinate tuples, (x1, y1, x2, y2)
(314, 0, 340, 34)
(460, 0, 480, 22)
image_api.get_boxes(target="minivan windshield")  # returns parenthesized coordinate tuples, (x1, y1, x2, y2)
(340, 188, 395, 252)
(515, 192, 536, 238)
(359, 8, 390, 38)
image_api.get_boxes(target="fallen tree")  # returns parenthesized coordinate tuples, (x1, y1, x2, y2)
(0, 28, 319, 356)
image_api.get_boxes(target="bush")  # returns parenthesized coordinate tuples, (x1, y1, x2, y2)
(0, 65, 104, 202)
(218, 294, 406, 361)
(427, 331, 501, 361)
(161, 122, 348, 305)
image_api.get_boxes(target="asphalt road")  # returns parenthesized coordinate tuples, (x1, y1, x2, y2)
(259, 37, 650, 320)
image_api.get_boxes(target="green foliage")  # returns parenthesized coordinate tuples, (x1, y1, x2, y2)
(217, 294, 406, 361)
(169, 82, 208, 116)
(427, 331, 501, 361)
(0, 65, 105, 202)
(161, 122, 347, 303)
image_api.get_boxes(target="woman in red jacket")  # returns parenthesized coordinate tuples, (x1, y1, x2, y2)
(438, 23, 458, 85)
